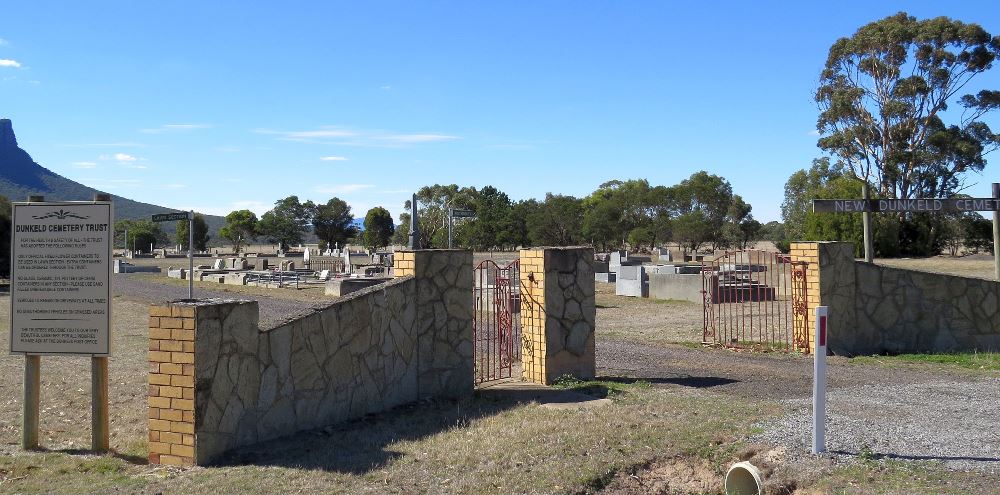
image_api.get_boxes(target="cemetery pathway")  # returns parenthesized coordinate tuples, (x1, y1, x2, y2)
(112, 274, 317, 329)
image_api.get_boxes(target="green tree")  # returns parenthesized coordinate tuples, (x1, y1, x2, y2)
(527, 194, 583, 246)
(175, 213, 210, 252)
(964, 215, 995, 254)
(672, 211, 712, 253)
(817, 12, 999, 200)
(114, 219, 166, 253)
(464, 186, 515, 250)
(627, 226, 654, 251)
(0, 195, 10, 277)
(219, 209, 258, 254)
(667, 171, 736, 251)
(257, 196, 315, 250)
(313, 197, 356, 250)
(362, 207, 395, 250)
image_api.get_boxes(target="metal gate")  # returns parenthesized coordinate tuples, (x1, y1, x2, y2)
(701, 250, 810, 352)
(473, 259, 521, 384)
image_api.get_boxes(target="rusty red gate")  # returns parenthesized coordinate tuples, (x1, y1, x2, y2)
(701, 250, 810, 352)
(473, 259, 521, 384)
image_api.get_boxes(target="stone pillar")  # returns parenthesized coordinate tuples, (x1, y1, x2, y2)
(519, 247, 596, 385)
(789, 242, 857, 354)
(148, 299, 259, 467)
(397, 250, 474, 398)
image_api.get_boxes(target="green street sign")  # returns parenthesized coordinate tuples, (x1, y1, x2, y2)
(151, 212, 190, 222)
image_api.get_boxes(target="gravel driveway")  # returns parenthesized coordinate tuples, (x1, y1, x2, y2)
(597, 339, 1000, 473)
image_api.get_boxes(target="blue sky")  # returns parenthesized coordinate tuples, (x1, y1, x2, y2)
(1, 1, 998, 222)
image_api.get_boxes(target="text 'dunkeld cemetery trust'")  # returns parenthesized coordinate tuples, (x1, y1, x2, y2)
(10, 202, 112, 355)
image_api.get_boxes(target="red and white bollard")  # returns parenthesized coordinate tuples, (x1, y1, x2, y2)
(812, 306, 828, 454)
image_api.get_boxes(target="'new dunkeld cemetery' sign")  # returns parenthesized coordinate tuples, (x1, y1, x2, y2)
(10, 201, 113, 355)
(812, 198, 1000, 213)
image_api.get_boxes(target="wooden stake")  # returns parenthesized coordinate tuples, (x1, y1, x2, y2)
(22, 355, 40, 449)
(91, 357, 110, 451)
(92, 192, 111, 452)
(22, 194, 43, 450)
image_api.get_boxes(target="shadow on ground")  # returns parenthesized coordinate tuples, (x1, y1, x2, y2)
(599, 374, 739, 389)
(212, 384, 597, 473)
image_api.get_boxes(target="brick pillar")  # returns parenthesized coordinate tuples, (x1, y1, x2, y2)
(148, 304, 196, 466)
(519, 247, 596, 385)
(393, 250, 415, 277)
(790, 241, 857, 354)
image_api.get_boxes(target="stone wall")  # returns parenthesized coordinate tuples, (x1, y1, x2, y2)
(149, 250, 473, 466)
(520, 247, 596, 384)
(795, 241, 1000, 356)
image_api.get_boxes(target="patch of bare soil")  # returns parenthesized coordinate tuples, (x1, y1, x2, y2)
(600, 456, 722, 495)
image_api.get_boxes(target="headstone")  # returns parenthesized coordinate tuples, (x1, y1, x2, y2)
(318, 269, 331, 281)
(212, 259, 225, 270)
(258, 259, 269, 270)
(303, 247, 311, 263)
(615, 265, 647, 297)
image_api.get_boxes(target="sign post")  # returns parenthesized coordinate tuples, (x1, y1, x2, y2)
(11, 194, 113, 451)
(812, 306, 829, 455)
(152, 211, 194, 299)
(447, 208, 476, 249)
(861, 185, 873, 263)
(993, 183, 999, 281)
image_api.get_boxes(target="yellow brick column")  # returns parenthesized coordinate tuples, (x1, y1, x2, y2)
(393, 251, 415, 277)
(789, 242, 820, 354)
(519, 249, 546, 383)
(148, 304, 196, 466)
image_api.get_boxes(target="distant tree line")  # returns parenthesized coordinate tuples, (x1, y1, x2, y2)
(215, 195, 395, 254)
(392, 171, 762, 252)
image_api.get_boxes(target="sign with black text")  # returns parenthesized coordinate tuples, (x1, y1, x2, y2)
(812, 198, 1000, 213)
(151, 212, 190, 222)
(451, 209, 476, 218)
(10, 202, 113, 355)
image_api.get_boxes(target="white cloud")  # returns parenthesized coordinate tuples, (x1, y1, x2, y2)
(320, 156, 348, 161)
(72, 161, 97, 169)
(0, 38, 7, 45)
(0, 59, 22, 68)
(114, 153, 137, 162)
(381, 133, 458, 144)
(140, 123, 212, 134)
(256, 126, 461, 147)
(807, 130, 821, 136)
(315, 184, 375, 194)
(380, 85, 392, 90)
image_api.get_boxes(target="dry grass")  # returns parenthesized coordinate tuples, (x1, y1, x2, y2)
(595, 283, 704, 345)
(875, 255, 998, 280)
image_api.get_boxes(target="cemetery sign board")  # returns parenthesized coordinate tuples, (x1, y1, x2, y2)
(10, 202, 113, 355)
(812, 198, 1000, 213)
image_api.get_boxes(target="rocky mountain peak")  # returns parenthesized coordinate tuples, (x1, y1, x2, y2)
(0, 119, 16, 148)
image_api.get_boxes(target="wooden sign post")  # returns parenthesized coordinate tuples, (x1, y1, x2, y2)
(10, 193, 113, 451)
(812, 183, 1000, 279)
